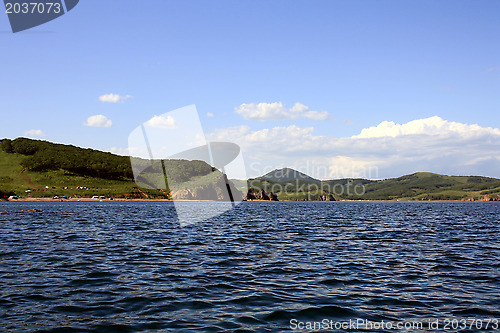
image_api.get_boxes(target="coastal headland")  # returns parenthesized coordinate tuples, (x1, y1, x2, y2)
(2, 138, 500, 202)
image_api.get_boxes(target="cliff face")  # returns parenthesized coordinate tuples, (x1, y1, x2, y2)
(321, 194, 336, 201)
(481, 194, 500, 201)
(170, 172, 243, 201)
(462, 194, 500, 201)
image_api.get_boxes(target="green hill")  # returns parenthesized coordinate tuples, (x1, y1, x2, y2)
(0, 138, 229, 200)
(261, 168, 319, 183)
(357, 172, 500, 200)
(2, 138, 500, 201)
(248, 170, 500, 201)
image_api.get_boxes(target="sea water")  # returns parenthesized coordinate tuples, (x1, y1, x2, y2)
(0, 201, 498, 332)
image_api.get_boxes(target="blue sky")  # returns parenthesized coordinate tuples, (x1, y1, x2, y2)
(1, 0, 499, 179)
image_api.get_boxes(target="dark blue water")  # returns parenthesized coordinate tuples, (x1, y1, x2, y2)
(0, 201, 499, 332)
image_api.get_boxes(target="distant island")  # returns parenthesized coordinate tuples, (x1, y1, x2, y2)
(1, 138, 500, 202)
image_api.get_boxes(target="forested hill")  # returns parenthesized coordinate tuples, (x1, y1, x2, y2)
(1, 138, 133, 180)
(0, 137, 219, 199)
(2, 138, 500, 201)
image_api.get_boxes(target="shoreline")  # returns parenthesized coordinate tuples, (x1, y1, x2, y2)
(2, 198, 172, 202)
(2, 198, 498, 203)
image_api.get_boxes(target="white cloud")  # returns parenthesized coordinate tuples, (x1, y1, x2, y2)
(23, 129, 45, 137)
(206, 112, 214, 117)
(353, 116, 500, 138)
(109, 147, 130, 156)
(209, 125, 320, 154)
(207, 116, 500, 179)
(98, 93, 132, 103)
(234, 102, 329, 121)
(145, 115, 177, 129)
(84, 115, 112, 128)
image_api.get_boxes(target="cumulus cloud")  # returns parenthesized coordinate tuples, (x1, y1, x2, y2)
(145, 115, 177, 129)
(354, 116, 500, 138)
(235, 102, 329, 121)
(207, 116, 500, 179)
(98, 93, 132, 103)
(209, 125, 321, 154)
(84, 115, 112, 128)
(24, 129, 45, 137)
(109, 147, 130, 156)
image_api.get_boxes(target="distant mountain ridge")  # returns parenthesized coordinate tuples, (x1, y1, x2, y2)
(249, 168, 500, 201)
(261, 168, 319, 183)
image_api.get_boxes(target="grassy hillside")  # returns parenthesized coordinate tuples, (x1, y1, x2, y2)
(2, 139, 500, 201)
(0, 138, 221, 199)
(360, 172, 500, 200)
(0, 149, 167, 199)
(358, 172, 500, 200)
(246, 169, 500, 201)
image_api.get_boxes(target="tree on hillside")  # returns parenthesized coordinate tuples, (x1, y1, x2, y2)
(0, 139, 14, 153)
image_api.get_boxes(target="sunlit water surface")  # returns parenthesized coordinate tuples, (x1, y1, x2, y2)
(0, 201, 498, 332)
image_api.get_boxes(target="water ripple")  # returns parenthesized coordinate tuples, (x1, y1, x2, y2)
(0, 201, 498, 332)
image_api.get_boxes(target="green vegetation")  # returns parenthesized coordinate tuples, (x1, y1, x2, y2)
(2, 137, 132, 179)
(246, 178, 341, 201)
(2, 138, 500, 201)
(358, 172, 500, 200)
(0, 147, 164, 199)
(246, 170, 500, 201)
(0, 138, 218, 199)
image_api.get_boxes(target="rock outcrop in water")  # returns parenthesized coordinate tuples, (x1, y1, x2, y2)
(257, 189, 270, 201)
(269, 192, 279, 201)
(288, 193, 336, 201)
(320, 194, 336, 201)
(244, 189, 256, 201)
(243, 188, 279, 201)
